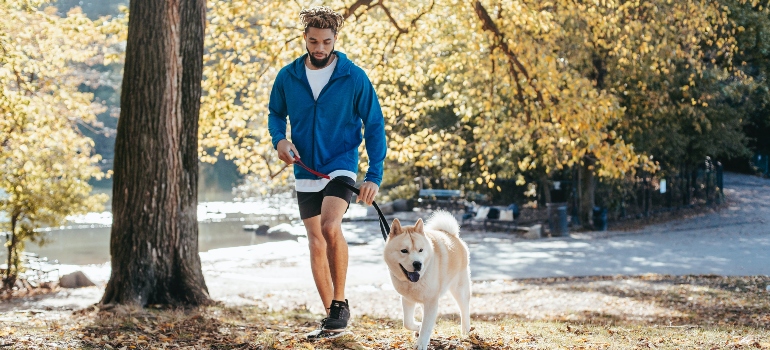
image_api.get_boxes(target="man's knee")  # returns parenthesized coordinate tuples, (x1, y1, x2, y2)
(307, 233, 326, 253)
(321, 220, 342, 241)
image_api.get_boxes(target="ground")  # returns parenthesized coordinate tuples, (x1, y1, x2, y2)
(0, 172, 769, 349)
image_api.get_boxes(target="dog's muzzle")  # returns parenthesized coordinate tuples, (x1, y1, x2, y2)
(399, 264, 421, 282)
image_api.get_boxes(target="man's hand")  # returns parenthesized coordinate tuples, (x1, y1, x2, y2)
(357, 181, 379, 206)
(276, 139, 299, 165)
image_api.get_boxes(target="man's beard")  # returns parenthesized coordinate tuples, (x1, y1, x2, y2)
(307, 46, 334, 68)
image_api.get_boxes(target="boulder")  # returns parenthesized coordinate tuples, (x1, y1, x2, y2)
(392, 199, 410, 212)
(59, 271, 95, 288)
(243, 224, 270, 235)
(254, 225, 270, 235)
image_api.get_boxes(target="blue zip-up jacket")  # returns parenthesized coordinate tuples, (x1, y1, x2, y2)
(267, 51, 387, 186)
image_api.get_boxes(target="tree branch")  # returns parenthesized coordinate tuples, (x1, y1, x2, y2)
(390, 0, 435, 49)
(376, 3, 408, 34)
(344, 0, 377, 20)
(259, 153, 290, 180)
(473, 1, 544, 106)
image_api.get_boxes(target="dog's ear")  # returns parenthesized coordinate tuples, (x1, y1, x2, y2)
(389, 218, 403, 238)
(414, 218, 424, 233)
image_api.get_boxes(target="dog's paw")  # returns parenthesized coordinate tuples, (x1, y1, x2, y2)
(405, 322, 421, 332)
(414, 335, 430, 349)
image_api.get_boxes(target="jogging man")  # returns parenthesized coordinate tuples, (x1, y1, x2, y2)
(267, 6, 387, 339)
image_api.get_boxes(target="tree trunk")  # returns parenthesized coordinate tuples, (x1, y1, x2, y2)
(681, 166, 689, 207)
(578, 157, 596, 229)
(101, 0, 210, 306)
(540, 173, 551, 205)
(3, 214, 18, 290)
(691, 168, 699, 204)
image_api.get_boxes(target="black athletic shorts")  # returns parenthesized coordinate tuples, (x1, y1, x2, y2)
(296, 176, 356, 220)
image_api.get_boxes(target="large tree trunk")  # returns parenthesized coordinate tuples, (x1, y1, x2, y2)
(102, 0, 210, 306)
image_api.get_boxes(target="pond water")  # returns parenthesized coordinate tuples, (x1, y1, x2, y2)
(16, 219, 297, 265)
(0, 197, 331, 265)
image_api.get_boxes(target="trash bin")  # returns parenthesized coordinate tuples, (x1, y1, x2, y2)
(547, 203, 569, 237)
(592, 206, 608, 231)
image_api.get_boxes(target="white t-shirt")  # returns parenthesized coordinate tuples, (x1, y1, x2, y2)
(297, 56, 355, 192)
(306, 56, 337, 100)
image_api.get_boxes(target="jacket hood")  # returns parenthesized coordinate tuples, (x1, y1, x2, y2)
(288, 51, 352, 80)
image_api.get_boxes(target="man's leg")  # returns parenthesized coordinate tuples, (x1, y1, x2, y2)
(302, 215, 333, 315)
(319, 196, 349, 302)
(305, 178, 354, 339)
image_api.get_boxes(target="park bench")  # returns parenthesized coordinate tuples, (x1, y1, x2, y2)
(461, 204, 520, 232)
(416, 189, 464, 210)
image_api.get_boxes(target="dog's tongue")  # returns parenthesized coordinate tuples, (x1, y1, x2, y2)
(407, 271, 420, 282)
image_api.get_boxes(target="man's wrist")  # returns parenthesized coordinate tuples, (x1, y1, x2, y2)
(273, 138, 286, 150)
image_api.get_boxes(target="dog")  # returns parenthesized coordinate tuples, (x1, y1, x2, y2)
(383, 211, 471, 350)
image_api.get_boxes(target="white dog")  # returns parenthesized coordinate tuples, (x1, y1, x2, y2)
(383, 211, 471, 350)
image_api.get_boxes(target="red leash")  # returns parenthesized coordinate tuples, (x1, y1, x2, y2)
(290, 151, 330, 179)
(289, 151, 390, 240)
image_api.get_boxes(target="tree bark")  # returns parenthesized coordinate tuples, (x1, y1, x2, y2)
(540, 173, 552, 204)
(101, 0, 210, 306)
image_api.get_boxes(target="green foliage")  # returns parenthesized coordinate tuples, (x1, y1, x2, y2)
(723, 0, 770, 157)
(0, 2, 114, 288)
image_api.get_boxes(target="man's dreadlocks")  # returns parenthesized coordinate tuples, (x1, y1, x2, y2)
(299, 6, 344, 34)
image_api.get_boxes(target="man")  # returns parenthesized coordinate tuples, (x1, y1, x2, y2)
(267, 6, 387, 339)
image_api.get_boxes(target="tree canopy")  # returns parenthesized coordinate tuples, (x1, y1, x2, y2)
(200, 0, 761, 197)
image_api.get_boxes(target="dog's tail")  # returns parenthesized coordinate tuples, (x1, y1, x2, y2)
(425, 210, 460, 236)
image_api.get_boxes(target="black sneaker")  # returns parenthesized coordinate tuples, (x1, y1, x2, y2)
(323, 299, 350, 331)
(306, 299, 350, 340)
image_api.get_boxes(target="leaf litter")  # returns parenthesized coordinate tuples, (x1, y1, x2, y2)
(0, 274, 768, 349)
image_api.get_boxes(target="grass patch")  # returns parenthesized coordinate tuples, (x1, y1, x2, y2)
(1, 275, 769, 349)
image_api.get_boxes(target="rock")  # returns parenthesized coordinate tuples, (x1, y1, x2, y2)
(523, 224, 542, 239)
(255, 225, 270, 235)
(243, 224, 270, 235)
(59, 271, 95, 288)
(392, 199, 410, 212)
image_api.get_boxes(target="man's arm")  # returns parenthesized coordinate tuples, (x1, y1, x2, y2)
(267, 73, 288, 150)
(267, 73, 300, 164)
(355, 73, 387, 205)
(356, 75, 386, 185)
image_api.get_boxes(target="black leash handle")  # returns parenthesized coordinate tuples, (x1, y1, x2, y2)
(331, 177, 391, 241)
